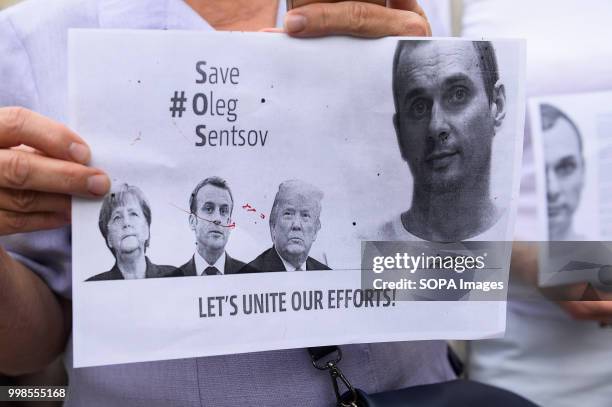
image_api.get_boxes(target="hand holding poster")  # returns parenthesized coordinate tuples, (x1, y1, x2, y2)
(70, 31, 525, 367)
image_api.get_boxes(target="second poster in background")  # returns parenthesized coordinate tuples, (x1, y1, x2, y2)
(530, 91, 612, 287)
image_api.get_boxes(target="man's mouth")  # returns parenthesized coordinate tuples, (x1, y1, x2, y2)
(548, 205, 567, 218)
(425, 150, 459, 169)
(426, 150, 458, 162)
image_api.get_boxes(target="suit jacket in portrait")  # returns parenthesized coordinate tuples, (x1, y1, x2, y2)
(239, 247, 330, 273)
(178, 252, 246, 276)
(86, 257, 181, 281)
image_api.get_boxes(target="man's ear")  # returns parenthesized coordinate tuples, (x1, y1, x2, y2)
(578, 154, 587, 186)
(491, 81, 506, 130)
(189, 213, 196, 231)
(269, 218, 276, 245)
(313, 218, 321, 240)
(393, 113, 408, 161)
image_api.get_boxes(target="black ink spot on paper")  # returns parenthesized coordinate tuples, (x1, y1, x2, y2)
(261, 98, 266, 103)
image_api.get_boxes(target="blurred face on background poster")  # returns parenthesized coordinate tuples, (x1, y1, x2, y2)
(541, 104, 585, 240)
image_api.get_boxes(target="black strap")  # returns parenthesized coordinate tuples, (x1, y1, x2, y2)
(447, 345, 464, 377)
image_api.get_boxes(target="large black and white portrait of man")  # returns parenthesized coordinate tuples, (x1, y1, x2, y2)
(240, 180, 330, 273)
(540, 103, 585, 241)
(178, 177, 246, 276)
(379, 40, 507, 242)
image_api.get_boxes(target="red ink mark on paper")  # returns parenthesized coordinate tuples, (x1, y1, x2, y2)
(242, 203, 267, 222)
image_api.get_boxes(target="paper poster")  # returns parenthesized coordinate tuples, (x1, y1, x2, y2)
(530, 91, 612, 288)
(70, 30, 525, 367)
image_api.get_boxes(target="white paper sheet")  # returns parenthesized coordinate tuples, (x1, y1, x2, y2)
(530, 91, 612, 287)
(70, 30, 525, 367)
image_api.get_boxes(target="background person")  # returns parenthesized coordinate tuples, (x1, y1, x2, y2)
(460, 1, 612, 406)
(88, 183, 179, 281)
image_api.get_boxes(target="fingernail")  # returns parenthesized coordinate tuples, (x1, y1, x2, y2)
(69, 142, 90, 164)
(87, 174, 110, 196)
(285, 14, 306, 33)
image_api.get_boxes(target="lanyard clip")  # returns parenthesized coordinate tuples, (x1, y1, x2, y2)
(311, 348, 359, 407)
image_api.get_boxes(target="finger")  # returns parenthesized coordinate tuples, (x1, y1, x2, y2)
(388, 0, 427, 18)
(0, 210, 68, 235)
(288, 0, 423, 11)
(11, 145, 41, 155)
(0, 149, 110, 197)
(0, 188, 70, 214)
(560, 301, 612, 321)
(0, 107, 91, 164)
(284, 1, 430, 38)
(288, 0, 385, 8)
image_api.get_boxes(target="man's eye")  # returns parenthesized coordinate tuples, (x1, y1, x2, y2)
(204, 206, 214, 213)
(408, 98, 430, 119)
(447, 86, 469, 105)
(555, 160, 577, 177)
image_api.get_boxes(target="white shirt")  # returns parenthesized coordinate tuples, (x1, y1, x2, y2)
(377, 211, 509, 242)
(194, 250, 226, 275)
(275, 247, 306, 272)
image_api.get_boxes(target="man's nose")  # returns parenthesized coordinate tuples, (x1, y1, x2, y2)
(290, 216, 303, 230)
(428, 101, 450, 141)
(210, 209, 223, 222)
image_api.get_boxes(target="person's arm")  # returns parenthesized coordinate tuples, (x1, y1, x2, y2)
(0, 107, 109, 374)
(0, 248, 70, 376)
